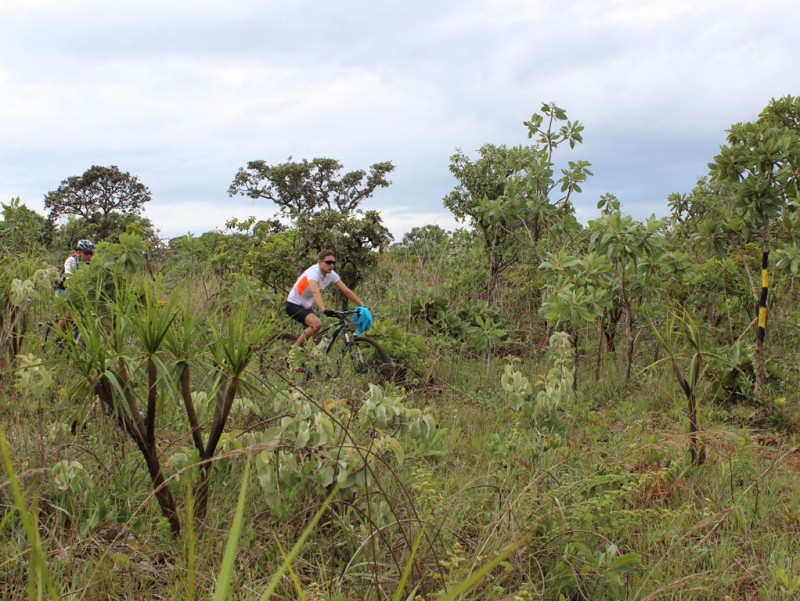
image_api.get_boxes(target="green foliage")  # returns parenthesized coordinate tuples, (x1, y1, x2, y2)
(367, 319, 427, 376)
(47, 460, 94, 530)
(444, 102, 590, 294)
(466, 314, 509, 362)
(95, 232, 147, 272)
(1, 258, 55, 365)
(710, 95, 800, 228)
(551, 542, 642, 599)
(228, 156, 394, 217)
(647, 308, 707, 463)
(775, 566, 800, 596)
(186, 217, 300, 294)
(503, 332, 573, 429)
(707, 96, 800, 398)
(409, 289, 515, 356)
(706, 342, 784, 404)
(251, 385, 435, 522)
(0, 197, 49, 252)
(539, 249, 612, 328)
(773, 239, 800, 275)
(587, 209, 666, 380)
(677, 254, 748, 329)
(229, 157, 395, 293)
(394, 224, 451, 260)
(14, 353, 55, 399)
(409, 287, 449, 325)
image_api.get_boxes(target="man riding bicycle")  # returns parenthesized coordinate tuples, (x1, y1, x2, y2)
(55, 239, 94, 330)
(55, 239, 95, 296)
(285, 249, 366, 347)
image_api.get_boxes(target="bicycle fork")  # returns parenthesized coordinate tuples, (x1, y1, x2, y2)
(343, 331, 368, 373)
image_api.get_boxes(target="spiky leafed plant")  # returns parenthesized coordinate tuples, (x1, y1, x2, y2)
(647, 309, 707, 465)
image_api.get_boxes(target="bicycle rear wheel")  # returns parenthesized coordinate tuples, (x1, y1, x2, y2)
(327, 334, 392, 383)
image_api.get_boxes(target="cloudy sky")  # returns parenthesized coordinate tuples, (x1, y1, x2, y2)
(1, 0, 798, 241)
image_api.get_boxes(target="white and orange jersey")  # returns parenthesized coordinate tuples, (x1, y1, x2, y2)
(287, 264, 341, 309)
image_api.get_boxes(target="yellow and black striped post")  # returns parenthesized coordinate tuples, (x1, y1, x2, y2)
(757, 251, 769, 348)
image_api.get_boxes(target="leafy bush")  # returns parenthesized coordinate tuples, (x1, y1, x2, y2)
(368, 319, 427, 378)
(707, 342, 784, 404)
(245, 385, 435, 525)
(502, 331, 574, 430)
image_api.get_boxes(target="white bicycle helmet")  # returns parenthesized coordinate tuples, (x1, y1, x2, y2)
(76, 239, 95, 253)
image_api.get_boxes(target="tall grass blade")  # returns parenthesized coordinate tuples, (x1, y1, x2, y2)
(0, 432, 61, 601)
(257, 481, 342, 601)
(274, 539, 307, 601)
(437, 531, 533, 601)
(185, 480, 196, 601)
(212, 459, 251, 601)
(391, 525, 426, 601)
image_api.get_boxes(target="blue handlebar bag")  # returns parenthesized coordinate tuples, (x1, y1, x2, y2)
(353, 307, 373, 336)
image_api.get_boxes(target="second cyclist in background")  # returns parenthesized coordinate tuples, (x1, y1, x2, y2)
(55, 239, 94, 331)
(285, 249, 366, 347)
(55, 239, 95, 297)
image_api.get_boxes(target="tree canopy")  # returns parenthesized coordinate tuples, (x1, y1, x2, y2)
(228, 157, 395, 293)
(43, 165, 152, 240)
(228, 157, 395, 218)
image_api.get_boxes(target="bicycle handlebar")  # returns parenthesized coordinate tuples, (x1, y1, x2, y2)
(323, 309, 354, 319)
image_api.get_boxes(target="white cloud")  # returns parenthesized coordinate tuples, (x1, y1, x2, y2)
(2, 0, 800, 237)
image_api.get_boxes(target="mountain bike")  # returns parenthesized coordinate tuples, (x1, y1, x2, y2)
(262, 309, 392, 383)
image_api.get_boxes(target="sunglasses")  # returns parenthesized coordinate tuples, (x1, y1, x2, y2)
(323, 260, 336, 265)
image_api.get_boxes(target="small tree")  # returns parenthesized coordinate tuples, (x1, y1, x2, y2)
(57, 236, 269, 533)
(228, 157, 394, 218)
(228, 157, 395, 294)
(444, 102, 591, 298)
(709, 95, 800, 399)
(44, 165, 152, 241)
(588, 210, 665, 382)
(395, 225, 450, 262)
(539, 250, 612, 391)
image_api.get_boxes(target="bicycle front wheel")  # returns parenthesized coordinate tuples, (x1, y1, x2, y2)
(327, 334, 392, 383)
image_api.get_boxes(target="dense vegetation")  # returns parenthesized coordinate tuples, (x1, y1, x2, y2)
(2, 99, 799, 600)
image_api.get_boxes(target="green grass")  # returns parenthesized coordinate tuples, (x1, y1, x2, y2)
(3, 271, 800, 601)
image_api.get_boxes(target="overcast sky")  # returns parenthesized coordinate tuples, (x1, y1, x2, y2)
(1, 0, 798, 241)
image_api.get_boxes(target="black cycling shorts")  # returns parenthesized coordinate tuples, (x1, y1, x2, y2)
(285, 301, 314, 325)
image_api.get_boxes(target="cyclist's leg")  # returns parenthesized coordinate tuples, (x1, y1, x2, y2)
(298, 312, 323, 346)
(260, 332, 302, 376)
(285, 302, 321, 346)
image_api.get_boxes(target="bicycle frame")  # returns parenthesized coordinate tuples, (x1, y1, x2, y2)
(316, 314, 356, 354)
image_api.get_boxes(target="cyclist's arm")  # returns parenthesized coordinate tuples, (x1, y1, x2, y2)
(308, 279, 326, 313)
(333, 280, 364, 307)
